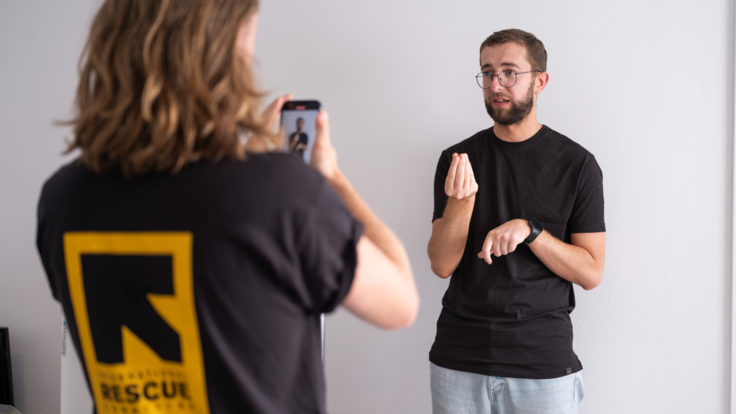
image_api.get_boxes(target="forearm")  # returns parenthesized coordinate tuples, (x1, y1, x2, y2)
(528, 231, 603, 290)
(427, 197, 474, 278)
(326, 170, 411, 274)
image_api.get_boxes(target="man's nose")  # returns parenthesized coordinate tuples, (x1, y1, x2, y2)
(491, 75, 505, 92)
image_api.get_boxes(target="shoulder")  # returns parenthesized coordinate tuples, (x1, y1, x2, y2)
(39, 160, 91, 204)
(37, 160, 111, 226)
(540, 128, 604, 188)
(542, 127, 597, 159)
(541, 126, 601, 170)
(228, 151, 321, 180)
(212, 153, 329, 205)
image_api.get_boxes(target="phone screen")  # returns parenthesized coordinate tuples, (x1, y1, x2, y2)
(281, 101, 320, 164)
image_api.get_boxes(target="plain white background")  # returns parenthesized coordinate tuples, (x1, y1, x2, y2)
(0, 1, 733, 413)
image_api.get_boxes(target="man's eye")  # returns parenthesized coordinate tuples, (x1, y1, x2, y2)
(483, 72, 494, 77)
(503, 70, 515, 76)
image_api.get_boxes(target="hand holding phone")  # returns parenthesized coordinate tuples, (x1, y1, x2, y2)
(310, 111, 339, 181)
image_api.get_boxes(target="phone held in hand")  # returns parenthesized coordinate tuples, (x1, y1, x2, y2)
(280, 100, 321, 164)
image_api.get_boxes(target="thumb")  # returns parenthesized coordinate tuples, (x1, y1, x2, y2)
(315, 110, 330, 145)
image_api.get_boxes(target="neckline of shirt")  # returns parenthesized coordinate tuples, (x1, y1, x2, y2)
(488, 124, 548, 149)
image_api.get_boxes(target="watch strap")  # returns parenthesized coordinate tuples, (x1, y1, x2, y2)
(524, 218, 543, 245)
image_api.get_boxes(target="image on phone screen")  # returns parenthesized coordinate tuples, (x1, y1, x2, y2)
(281, 101, 320, 164)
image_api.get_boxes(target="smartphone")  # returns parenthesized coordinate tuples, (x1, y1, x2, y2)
(280, 100, 321, 164)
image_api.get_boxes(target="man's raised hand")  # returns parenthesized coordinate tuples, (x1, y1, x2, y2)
(445, 153, 478, 200)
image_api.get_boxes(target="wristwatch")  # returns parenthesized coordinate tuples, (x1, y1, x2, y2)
(524, 218, 543, 245)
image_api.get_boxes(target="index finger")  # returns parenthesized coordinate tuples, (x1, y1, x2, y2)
(264, 93, 293, 131)
(478, 236, 493, 265)
(446, 153, 460, 189)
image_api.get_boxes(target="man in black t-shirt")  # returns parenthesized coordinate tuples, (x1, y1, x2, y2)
(427, 29, 605, 414)
(289, 117, 309, 159)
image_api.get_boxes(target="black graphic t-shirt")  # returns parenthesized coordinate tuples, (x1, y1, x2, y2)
(36, 153, 362, 414)
(429, 125, 605, 379)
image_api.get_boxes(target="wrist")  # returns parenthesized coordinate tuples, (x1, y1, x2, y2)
(519, 219, 531, 239)
(325, 168, 349, 191)
(449, 193, 475, 203)
(523, 218, 543, 245)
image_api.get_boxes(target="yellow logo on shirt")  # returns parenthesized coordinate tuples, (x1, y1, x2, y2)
(64, 232, 210, 414)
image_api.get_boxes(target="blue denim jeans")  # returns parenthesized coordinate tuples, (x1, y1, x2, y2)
(430, 363, 584, 414)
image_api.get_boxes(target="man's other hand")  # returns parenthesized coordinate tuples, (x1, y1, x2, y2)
(477, 219, 531, 264)
(445, 153, 478, 200)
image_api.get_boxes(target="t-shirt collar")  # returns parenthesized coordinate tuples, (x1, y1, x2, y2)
(489, 124, 548, 149)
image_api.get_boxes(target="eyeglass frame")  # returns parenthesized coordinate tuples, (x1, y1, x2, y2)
(476, 70, 542, 89)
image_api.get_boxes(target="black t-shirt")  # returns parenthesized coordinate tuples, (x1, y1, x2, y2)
(290, 131, 309, 146)
(36, 154, 362, 414)
(429, 125, 605, 379)
(290, 132, 309, 157)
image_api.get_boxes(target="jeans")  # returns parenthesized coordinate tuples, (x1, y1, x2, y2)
(430, 363, 584, 414)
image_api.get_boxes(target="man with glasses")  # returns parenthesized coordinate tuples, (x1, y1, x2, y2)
(427, 29, 605, 414)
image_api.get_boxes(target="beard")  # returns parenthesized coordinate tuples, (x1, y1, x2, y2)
(485, 81, 535, 126)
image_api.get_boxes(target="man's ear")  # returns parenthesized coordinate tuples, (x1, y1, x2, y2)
(535, 72, 550, 95)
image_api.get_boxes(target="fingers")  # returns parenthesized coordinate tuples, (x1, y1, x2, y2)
(454, 154, 466, 190)
(478, 235, 493, 265)
(478, 221, 529, 264)
(463, 155, 472, 189)
(446, 153, 459, 190)
(468, 157, 477, 186)
(492, 240, 502, 257)
(264, 93, 293, 131)
(447, 153, 477, 199)
(498, 240, 508, 256)
(480, 235, 505, 259)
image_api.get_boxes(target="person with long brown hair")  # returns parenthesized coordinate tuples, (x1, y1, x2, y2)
(36, 1, 419, 413)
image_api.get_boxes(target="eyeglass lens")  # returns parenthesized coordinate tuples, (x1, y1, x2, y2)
(476, 72, 517, 89)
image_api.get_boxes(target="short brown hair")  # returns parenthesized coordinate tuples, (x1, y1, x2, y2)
(480, 29, 547, 72)
(66, 0, 274, 178)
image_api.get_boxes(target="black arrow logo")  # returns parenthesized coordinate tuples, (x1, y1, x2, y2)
(81, 254, 182, 364)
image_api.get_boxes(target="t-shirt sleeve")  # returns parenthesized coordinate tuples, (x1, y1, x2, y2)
(297, 182, 363, 314)
(432, 150, 451, 222)
(567, 155, 606, 233)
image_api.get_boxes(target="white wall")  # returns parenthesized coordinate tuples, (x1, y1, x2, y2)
(0, 1, 99, 413)
(255, 1, 735, 413)
(0, 1, 733, 413)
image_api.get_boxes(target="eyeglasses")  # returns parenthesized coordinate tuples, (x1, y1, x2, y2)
(476, 70, 541, 89)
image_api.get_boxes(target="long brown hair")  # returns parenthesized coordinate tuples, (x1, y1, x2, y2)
(66, 0, 274, 178)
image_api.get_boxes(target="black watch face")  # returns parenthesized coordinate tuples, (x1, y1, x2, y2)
(530, 218, 542, 231)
